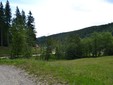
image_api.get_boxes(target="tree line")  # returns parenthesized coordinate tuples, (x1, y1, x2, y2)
(0, 1, 36, 58)
(40, 32, 113, 60)
(37, 22, 113, 46)
(65, 32, 113, 60)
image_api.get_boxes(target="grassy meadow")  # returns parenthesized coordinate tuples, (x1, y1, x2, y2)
(0, 56, 113, 85)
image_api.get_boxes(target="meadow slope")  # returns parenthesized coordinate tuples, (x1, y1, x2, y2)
(0, 56, 113, 85)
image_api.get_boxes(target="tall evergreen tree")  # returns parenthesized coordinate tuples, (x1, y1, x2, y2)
(10, 7, 21, 58)
(27, 11, 36, 46)
(21, 10, 32, 58)
(10, 7, 32, 58)
(14, 7, 22, 24)
(21, 10, 26, 26)
(4, 0, 11, 46)
(10, 7, 25, 58)
(0, 2, 5, 46)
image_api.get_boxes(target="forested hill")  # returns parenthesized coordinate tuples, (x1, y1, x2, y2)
(37, 22, 113, 45)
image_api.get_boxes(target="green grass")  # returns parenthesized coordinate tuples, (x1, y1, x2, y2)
(0, 56, 113, 85)
(0, 47, 10, 56)
(0, 47, 40, 57)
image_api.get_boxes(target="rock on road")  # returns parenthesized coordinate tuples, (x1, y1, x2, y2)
(0, 65, 36, 85)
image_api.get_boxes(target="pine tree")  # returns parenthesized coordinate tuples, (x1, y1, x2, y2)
(10, 7, 20, 58)
(0, 2, 5, 46)
(21, 10, 32, 58)
(27, 11, 36, 47)
(10, 7, 25, 58)
(10, 7, 32, 58)
(21, 10, 26, 26)
(4, 0, 11, 46)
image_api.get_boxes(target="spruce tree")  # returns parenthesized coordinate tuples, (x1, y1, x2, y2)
(21, 10, 32, 58)
(27, 11, 36, 47)
(10, 7, 20, 58)
(10, 7, 32, 58)
(0, 2, 5, 46)
(21, 10, 26, 25)
(4, 0, 11, 46)
(10, 7, 25, 58)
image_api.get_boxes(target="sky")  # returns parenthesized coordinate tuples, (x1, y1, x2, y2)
(1, 0, 113, 37)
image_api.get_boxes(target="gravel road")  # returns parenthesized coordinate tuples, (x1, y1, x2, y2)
(0, 65, 36, 85)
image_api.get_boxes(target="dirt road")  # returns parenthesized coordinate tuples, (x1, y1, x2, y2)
(0, 65, 36, 85)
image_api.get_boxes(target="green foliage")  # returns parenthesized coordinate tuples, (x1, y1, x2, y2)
(10, 22, 26, 58)
(27, 11, 36, 47)
(50, 39, 66, 60)
(0, 1, 36, 58)
(44, 38, 53, 61)
(22, 43, 32, 58)
(39, 32, 113, 60)
(82, 38, 92, 57)
(10, 7, 34, 59)
(82, 32, 113, 57)
(65, 34, 83, 59)
(55, 47, 63, 59)
(91, 32, 102, 57)
(101, 32, 113, 55)
(37, 22, 113, 60)
(10, 7, 22, 58)
(37, 22, 113, 47)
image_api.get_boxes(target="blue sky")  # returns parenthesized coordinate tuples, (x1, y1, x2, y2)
(1, 0, 113, 37)
(106, 0, 113, 3)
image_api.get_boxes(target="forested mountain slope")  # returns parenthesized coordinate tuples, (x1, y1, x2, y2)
(37, 22, 113, 45)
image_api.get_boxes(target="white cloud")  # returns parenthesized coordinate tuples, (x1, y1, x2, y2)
(2, 0, 113, 37)
(35, 0, 113, 37)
